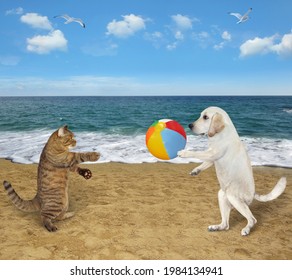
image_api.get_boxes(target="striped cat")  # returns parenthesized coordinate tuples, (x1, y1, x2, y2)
(3, 125, 100, 232)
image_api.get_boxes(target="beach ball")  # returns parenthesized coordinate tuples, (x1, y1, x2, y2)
(146, 119, 187, 160)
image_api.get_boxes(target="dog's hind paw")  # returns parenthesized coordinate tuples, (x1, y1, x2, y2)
(241, 227, 250, 236)
(208, 224, 229, 232)
(208, 225, 219, 232)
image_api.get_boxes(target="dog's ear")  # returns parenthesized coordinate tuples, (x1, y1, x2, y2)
(208, 113, 225, 137)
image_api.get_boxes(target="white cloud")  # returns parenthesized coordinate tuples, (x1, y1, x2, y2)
(166, 14, 197, 51)
(144, 31, 165, 48)
(240, 35, 275, 57)
(222, 31, 231, 41)
(6, 7, 24, 15)
(106, 14, 146, 38)
(149, 31, 163, 39)
(1, 75, 292, 96)
(26, 30, 67, 54)
(271, 33, 292, 57)
(171, 14, 195, 30)
(192, 31, 212, 48)
(213, 42, 224, 50)
(20, 13, 52, 30)
(19, 12, 68, 55)
(166, 42, 178, 51)
(0, 76, 152, 96)
(214, 30, 232, 50)
(170, 14, 193, 40)
(240, 32, 292, 58)
(197, 31, 210, 40)
(174, 31, 184, 40)
(144, 31, 163, 41)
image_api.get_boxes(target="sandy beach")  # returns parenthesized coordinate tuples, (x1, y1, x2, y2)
(0, 158, 291, 260)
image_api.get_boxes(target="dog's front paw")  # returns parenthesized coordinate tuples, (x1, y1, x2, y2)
(190, 168, 201, 176)
(177, 150, 189, 158)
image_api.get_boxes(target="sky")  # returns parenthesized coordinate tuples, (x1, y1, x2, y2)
(0, 0, 292, 96)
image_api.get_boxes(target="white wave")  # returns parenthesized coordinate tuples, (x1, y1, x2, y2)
(0, 130, 291, 168)
(283, 108, 292, 114)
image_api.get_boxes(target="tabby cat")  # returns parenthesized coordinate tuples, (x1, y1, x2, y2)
(3, 125, 100, 232)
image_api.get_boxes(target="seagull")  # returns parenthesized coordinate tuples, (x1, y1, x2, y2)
(54, 14, 85, 28)
(228, 8, 252, 24)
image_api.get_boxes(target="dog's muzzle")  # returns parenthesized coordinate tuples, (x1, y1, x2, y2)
(188, 123, 194, 130)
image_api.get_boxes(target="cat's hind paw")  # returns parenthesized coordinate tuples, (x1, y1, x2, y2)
(42, 217, 58, 232)
(78, 168, 92, 180)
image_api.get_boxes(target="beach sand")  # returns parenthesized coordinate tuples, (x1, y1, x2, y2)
(0, 158, 291, 260)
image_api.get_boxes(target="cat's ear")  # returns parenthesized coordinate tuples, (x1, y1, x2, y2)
(57, 125, 68, 137)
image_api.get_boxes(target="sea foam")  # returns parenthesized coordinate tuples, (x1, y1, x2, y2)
(283, 108, 292, 114)
(0, 130, 291, 168)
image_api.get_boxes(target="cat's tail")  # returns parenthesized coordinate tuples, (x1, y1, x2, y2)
(254, 177, 286, 202)
(3, 181, 39, 212)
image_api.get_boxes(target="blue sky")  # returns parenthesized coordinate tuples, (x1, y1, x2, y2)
(0, 0, 292, 96)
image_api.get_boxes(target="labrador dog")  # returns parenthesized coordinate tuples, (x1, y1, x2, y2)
(178, 106, 286, 236)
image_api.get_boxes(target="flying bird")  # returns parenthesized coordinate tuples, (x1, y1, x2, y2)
(54, 14, 85, 28)
(228, 8, 252, 24)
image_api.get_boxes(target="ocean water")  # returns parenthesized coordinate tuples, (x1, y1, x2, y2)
(0, 96, 291, 167)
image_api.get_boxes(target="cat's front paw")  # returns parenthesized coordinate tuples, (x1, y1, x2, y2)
(78, 168, 92, 180)
(90, 152, 101, 162)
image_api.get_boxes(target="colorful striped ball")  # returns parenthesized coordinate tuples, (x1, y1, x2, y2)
(146, 119, 187, 160)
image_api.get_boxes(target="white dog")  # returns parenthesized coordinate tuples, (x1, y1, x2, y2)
(178, 106, 286, 236)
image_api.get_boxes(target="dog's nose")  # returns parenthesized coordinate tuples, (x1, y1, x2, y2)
(188, 123, 194, 130)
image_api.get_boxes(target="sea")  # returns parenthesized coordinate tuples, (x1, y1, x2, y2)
(0, 96, 291, 168)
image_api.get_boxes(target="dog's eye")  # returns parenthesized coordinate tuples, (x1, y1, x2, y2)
(203, 115, 209, 120)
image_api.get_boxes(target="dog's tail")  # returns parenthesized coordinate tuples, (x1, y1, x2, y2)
(254, 177, 286, 202)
